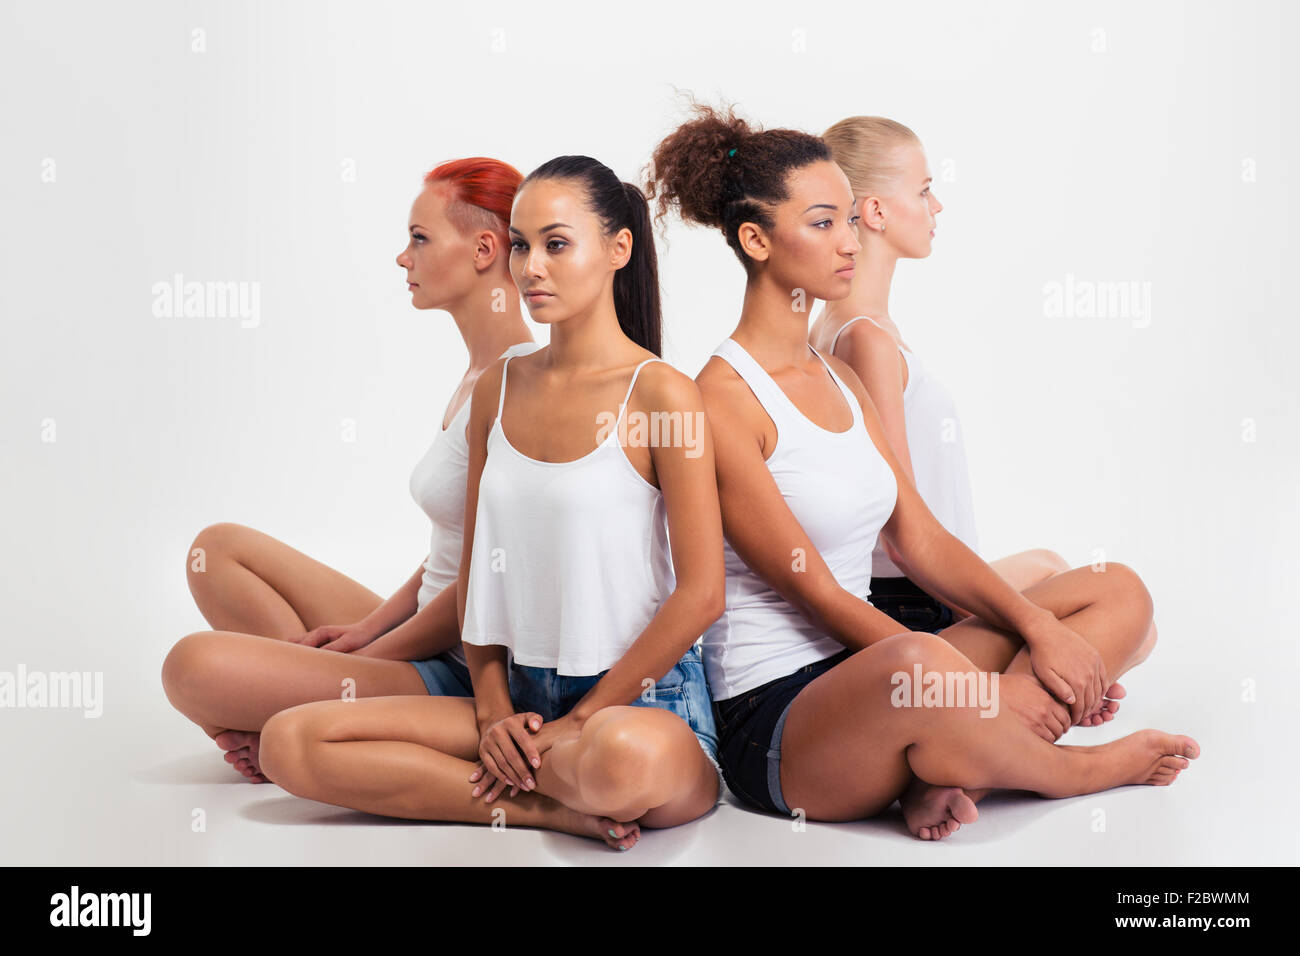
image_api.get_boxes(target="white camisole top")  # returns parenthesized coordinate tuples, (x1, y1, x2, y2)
(408, 342, 540, 665)
(830, 316, 979, 577)
(701, 338, 899, 701)
(460, 354, 676, 676)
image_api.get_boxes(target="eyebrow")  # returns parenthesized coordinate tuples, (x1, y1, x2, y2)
(409, 223, 424, 231)
(803, 204, 838, 213)
(922, 177, 932, 185)
(509, 221, 573, 235)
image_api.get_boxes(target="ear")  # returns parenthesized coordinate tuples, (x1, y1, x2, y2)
(609, 226, 633, 271)
(860, 196, 886, 233)
(736, 221, 771, 264)
(473, 230, 502, 273)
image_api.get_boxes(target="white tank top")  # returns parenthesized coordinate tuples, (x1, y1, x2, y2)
(701, 338, 898, 701)
(460, 354, 676, 675)
(408, 342, 540, 665)
(829, 316, 978, 577)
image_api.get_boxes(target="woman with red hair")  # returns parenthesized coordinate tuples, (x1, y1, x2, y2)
(162, 158, 537, 783)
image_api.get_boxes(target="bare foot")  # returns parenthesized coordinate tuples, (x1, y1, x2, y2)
(900, 777, 979, 841)
(1077, 682, 1126, 727)
(550, 803, 642, 850)
(214, 730, 268, 783)
(1058, 729, 1199, 796)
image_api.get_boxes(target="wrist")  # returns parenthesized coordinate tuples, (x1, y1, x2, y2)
(1017, 607, 1059, 647)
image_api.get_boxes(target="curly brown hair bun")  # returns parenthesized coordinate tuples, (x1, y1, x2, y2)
(644, 97, 830, 269)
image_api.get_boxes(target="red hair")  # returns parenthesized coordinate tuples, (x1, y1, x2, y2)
(424, 157, 524, 245)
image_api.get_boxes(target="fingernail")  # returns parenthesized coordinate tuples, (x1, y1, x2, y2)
(526, 778, 534, 789)
(472, 787, 480, 796)
(532, 758, 540, 768)
(608, 828, 618, 838)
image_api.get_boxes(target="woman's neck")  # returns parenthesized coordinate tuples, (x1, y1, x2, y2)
(731, 272, 816, 368)
(448, 274, 534, 372)
(825, 241, 897, 325)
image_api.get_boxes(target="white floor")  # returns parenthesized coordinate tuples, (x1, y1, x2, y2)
(5, 617, 1292, 866)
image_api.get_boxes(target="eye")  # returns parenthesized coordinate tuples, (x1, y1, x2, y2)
(849, 214, 861, 226)
(510, 239, 526, 252)
(921, 187, 930, 196)
(814, 219, 833, 229)
(412, 232, 427, 243)
(546, 238, 568, 252)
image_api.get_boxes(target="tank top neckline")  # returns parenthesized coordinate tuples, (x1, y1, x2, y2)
(718, 337, 859, 439)
(491, 354, 663, 487)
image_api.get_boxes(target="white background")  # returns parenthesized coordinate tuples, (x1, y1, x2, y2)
(2, 0, 1296, 864)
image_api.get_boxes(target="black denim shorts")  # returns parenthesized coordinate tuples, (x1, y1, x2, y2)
(869, 576, 956, 634)
(711, 648, 854, 815)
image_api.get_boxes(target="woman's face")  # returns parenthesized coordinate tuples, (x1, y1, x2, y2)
(508, 178, 629, 326)
(876, 142, 943, 259)
(756, 159, 862, 303)
(395, 185, 480, 310)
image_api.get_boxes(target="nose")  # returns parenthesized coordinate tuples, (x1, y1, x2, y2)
(841, 224, 862, 257)
(396, 248, 411, 269)
(520, 244, 545, 279)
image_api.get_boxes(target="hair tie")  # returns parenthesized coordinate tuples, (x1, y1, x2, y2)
(727, 148, 737, 157)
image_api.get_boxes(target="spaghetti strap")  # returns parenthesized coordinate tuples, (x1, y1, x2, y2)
(495, 354, 515, 419)
(829, 314, 887, 354)
(618, 357, 663, 409)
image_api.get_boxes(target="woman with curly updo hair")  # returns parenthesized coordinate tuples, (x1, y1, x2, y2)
(644, 101, 1196, 840)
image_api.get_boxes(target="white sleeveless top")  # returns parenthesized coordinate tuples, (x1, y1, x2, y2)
(408, 342, 540, 665)
(830, 316, 979, 577)
(460, 354, 676, 675)
(701, 338, 898, 701)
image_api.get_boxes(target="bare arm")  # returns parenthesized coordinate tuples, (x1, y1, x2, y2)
(456, 360, 516, 727)
(834, 320, 921, 578)
(353, 578, 461, 661)
(697, 357, 909, 650)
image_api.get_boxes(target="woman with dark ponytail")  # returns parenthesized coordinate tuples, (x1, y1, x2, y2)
(647, 101, 1196, 840)
(256, 156, 726, 851)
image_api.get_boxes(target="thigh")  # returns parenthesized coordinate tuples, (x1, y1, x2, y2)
(195, 522, 385, 630)
(937, 563, 1143, 673)
(779, 638, 940, 821)
(163, 630, 431, 730)
(268, 693, 482, 761)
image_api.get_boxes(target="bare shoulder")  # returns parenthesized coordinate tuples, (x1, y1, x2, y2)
(835, 314, 899, 360)
(633, 356, 706, 413)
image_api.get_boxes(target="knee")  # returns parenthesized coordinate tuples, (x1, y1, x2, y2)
(1095, 561, 1154, 621)
(1031, 549, 1070, 576)
(160, 631, 222, 708)
(258, 707, 312, 792)
(873, 631, 962, 673)
(186, 522, 246, 581)
(572, 712, 668, 812)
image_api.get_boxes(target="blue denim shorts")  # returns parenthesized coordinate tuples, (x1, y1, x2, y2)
(508, 644, 723, 794)
(869, 576, 956, 634)
(410, 651, 474, 697)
